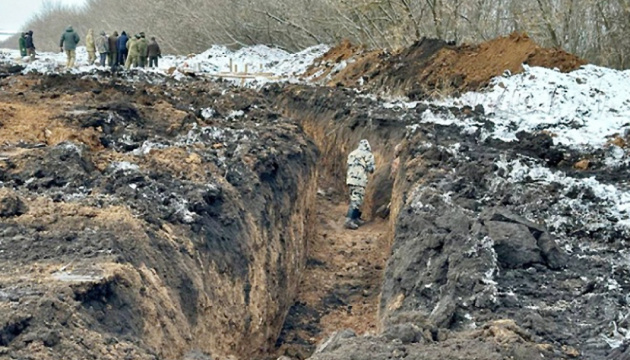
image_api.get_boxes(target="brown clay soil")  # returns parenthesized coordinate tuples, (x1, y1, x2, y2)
(306, 32, 586, 99)
(274, 193, 389, 359)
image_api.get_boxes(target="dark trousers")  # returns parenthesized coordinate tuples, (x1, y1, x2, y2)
(117, 50, 127, 66)
(99, 53, 107, 66)
(108, 51, 118, 66)
(138, 56, 146, 68)
(149, 56, 158, 68)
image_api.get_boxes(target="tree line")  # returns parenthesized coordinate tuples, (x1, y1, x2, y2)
(2, 0, 630, 68)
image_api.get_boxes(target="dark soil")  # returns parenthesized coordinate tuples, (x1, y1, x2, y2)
(265, 82, 628, 360)
(0, 71, 318, 360)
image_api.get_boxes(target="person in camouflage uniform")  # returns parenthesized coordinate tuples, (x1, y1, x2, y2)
(125, 34, 140, 70)
(137, 32, 148, 68)
(95, 31, 109, 67)
(85, 29, 96, 65)
(345, 139, 375, 229)
(59, 26, 80, 68)
(18, 33, 27, 57)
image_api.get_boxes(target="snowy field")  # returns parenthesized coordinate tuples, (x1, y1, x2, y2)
(390, 63, 630, 240)
(0, 44, 330, 83)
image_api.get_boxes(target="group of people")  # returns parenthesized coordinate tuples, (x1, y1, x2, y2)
(84, 29, 162, 69)
(18, 27, 162, 70)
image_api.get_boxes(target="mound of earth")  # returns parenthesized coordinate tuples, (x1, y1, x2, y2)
(307, 32, 585, 99)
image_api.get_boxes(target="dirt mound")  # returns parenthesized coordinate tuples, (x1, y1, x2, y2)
(307, 33, 585, 99)
(303, 40, 382, 84)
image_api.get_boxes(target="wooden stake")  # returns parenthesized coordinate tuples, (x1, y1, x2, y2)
(229, 58, 233, 72)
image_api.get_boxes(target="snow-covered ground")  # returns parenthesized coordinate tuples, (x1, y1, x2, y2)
(444, 65, 630, 147)
(0, 44, 329, 83)
(394, 64, 630, 151)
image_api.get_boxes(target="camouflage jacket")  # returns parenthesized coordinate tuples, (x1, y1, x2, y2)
(346, 140, 375, 187)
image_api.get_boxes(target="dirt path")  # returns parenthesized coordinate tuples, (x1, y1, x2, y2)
(274, 192, 390, 359)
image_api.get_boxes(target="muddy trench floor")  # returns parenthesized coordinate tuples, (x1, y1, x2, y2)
(272, 190, 390, 359)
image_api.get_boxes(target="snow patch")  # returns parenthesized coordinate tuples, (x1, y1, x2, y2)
(433, 65, 630, 149)
(109, 161, 139, 172)
(495, 157, 630, 232)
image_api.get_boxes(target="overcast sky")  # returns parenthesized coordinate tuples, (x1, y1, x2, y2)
(0, 0, 86, 33)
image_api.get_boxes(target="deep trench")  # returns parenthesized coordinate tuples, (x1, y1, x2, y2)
(264, 96, 407, 359)
(5, 71, 624, 359)
(0, 72, 410, 360)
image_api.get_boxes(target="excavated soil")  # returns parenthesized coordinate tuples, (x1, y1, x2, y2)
(307, 32, 585, 99)
(267, 83, 630, 360)
(0, 72, 319, 360)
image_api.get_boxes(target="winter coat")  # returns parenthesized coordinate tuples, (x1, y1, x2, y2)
(25, 32, 34, 49)
(95, 34, 109, 54)
(60, 26, 80, 51)
(126, 38, 139, 57)
(346, 140, 375, 187)
(18, 36, 26, 50)
(108, 33, 118, 53)
(147, 40, 161, 57)
(137, 38, 149, 57)
(117, 33, 128, 52)
(86, 29, 95, 52)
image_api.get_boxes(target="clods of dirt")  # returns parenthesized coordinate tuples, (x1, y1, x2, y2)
(0, 71, 319, 360)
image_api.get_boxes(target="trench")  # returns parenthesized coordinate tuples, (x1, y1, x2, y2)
(265, 88, 408, 359)
(0, 72, 409, 360)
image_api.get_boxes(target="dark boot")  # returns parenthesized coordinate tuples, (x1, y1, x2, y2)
(355, 210, 366, 226)
(344, 218, 359, 230)
(345, 207, 359, 230)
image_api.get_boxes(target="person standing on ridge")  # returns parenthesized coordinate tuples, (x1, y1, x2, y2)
(59, 26, 80, 68)
(345, 139, 375, 230)
(117, 31, 128, 66)
(95, 31, 109, 67)
(18, 33, 27, 57)
(137, 32, 148, 68)
(125, 34, 140, 70)
(108, 31, 119, 67)
(85, 29, 96, 65)
(25, 30, 35, 61)
(147, 37, 161, 68)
